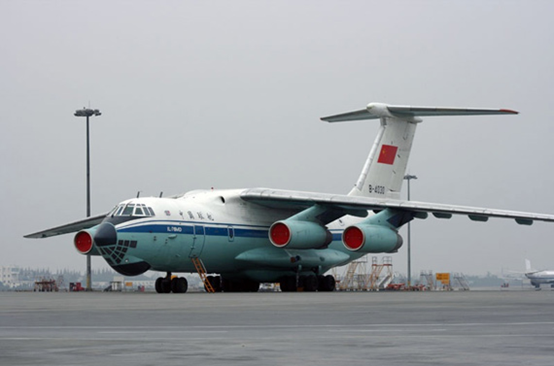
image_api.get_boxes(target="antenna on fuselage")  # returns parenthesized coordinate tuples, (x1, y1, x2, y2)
(136, 191, 142, 198)
(159, 192, 163, 198)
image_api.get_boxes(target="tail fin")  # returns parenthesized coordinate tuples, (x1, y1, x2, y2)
(525, 259, 534, 273)
(321, 103, 518, 199)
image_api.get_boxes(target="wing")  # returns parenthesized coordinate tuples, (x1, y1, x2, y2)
(24, 213, 107, 239)
(240, 188, 554, 225)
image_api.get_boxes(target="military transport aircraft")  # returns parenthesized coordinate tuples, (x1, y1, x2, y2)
(524, 259, 554, 289)
(25, 102, 554, 293)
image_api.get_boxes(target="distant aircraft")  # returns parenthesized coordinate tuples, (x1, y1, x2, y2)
(25, 102, 554, 293)
(524, 259, 554, 289)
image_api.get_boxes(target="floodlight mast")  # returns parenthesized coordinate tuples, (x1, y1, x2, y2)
(74, 107, 101, 291)
(403, 174, 417, 287)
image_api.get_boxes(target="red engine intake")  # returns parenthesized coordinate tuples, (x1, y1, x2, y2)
(342, 226, 365, 251)
(269, 220, 332, 249)
(269, 222, 291, 247)
(74, 231, 94, 254)
(342, 224, 403, 253)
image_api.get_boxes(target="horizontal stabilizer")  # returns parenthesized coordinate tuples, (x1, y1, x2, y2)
(321, 102, 518, 122)
(321, 109, 380, 122)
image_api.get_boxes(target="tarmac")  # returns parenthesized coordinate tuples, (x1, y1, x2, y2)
(1, 290, 553, 366)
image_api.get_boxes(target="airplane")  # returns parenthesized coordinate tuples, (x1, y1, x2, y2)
(25, 102, 554, 293)
(524, 259, 554, 289)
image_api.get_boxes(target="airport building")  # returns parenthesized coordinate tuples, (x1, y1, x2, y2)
(0, 266, 20, 288)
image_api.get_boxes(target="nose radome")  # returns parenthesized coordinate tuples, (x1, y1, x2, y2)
(94, 222, 118, 247)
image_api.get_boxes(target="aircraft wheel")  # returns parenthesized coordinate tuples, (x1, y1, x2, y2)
(172, 277, 188, 293)
(323, 275, 336, 291)
(156, 277, 172, 293)
(155, 277, 163, 293)
(280, 276, 296, 292)
(244, 279, 260, 292)
(317, 275, 335, 292)
(303, 275, 318, 292)
(162, 278, 172, 293)
(221, 278, 230, 292)
(221, 278, 241, 292)
(233, 280, 247, 292)
(317, 275, 326, 291)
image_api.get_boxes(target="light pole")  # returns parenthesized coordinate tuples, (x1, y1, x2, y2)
(74, 107, 101, 291)
(404, 174, 417, 287)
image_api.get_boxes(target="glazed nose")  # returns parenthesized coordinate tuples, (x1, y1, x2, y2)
(94, 222, 117, 247)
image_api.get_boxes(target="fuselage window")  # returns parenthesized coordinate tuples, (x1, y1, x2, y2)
(134, 207, 144, 216)
(147, 207, 156, 216)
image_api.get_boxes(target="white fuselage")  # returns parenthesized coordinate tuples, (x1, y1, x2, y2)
(100, 188, 366, 281)
(525, 270, 554, 287)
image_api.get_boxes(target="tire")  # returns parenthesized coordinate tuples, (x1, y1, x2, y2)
(155, 277, 163, 293)
(317, 275, 326, 291)
(155, 277, 172, 293)
(245, 279, 260, 292)
(161, 278, 172, 293)
(303, 275, 318, 292)
(222, 278, 231, 292)
(280, 276, 296, 292)
(279, 278, 289, 292)
(172, 277, 188, 293)
(322, 275, 336, 292)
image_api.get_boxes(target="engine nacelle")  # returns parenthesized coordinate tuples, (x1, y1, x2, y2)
(342, 224, 403, 253)
(269, 220, 332, 249)
(74, 229, 101, 256)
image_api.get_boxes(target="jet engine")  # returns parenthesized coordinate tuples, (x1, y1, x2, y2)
(269, 220, 332, 249)
(74, 229, 101, 256)
(342, 224, 403, 253)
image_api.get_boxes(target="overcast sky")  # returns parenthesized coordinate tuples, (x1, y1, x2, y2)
(2, 1, 554, 277)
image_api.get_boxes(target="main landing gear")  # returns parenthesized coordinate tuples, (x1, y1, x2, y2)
(280, 274, 336, 292)
(154, 273, 335, 293)
(155, 272, 188, 294)
(205, 276, 260, 293)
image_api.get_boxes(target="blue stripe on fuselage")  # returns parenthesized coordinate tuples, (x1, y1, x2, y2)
(117, 221, 269, 239)
(116, 220, 344, 241)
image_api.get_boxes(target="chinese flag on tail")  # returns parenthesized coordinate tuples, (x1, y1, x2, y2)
(377, 144, 398, 165)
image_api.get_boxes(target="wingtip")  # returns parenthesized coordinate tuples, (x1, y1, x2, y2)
(500, 109, 519, 114)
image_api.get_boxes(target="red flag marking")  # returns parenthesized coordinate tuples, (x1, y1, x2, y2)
(377, 144, 398, 165)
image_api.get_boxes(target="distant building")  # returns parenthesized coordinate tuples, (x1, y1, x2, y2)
(0, 266, 20, 288)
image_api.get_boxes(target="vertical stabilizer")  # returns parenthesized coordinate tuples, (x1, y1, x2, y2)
(348, 117, 417, 199)
(321, 102, 518, 199)
(525, 259, 534, 273)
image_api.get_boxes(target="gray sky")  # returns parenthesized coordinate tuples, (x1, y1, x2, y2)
(2, 1, 554, 276)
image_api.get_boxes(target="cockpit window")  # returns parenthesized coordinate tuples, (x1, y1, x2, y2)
(107, 206, 119, 217)
(114, 203, 156, 217)
(115, 206, 124, 216)
(122, 204, 135, 216)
